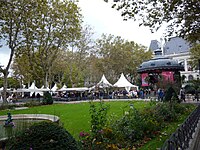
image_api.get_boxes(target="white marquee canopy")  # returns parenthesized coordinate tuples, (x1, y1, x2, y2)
(58, 84, 67, 91)
(97, 74, 113, 88)
(51, 83, 58, 92)
(113, 73, 138, 91)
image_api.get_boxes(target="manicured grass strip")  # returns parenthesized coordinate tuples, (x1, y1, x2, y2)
(0, 100, 150, 139)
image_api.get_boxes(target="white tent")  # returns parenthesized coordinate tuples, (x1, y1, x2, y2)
(14, 88, 30, 93)
(29, 82, 41, 96)
(113, 73, 138, 91)
(64, 87, 89, 92)
(51, 83, 58, 92)
(40, 85, 50, 92)
(97, 74, 113, 88)
(58, 84, 67, 91)
(29, 82, 39, 91)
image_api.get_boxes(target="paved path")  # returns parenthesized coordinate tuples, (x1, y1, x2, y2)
(193, 126, 200, 150)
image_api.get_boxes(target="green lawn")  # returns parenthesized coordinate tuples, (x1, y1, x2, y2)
(138, 112, 192, 149)
(0, 100, 195, 149)
(0, 100, 150, 139)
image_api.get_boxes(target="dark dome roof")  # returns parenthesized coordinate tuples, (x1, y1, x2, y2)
(137, 56, 184, 73)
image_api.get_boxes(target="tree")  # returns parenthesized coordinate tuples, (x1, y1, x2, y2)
(95, 34, 152, 84)
(74, 25, 95, 86)
(0, 0, 26, 104)
(0, 0, 82, 104)
(0, 76, 20, 91)
(12, 53, 34, 87)
(105, 0, 200, 43)
(20, 0, 82, 88)
(61, 25, 95, 87)
(189, 44, 200, 70)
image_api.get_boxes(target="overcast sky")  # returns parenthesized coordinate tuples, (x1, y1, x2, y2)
(78, 0, 166, 45)
(0, 0, 166, 67)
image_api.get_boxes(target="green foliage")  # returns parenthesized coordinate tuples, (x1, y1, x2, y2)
(164, 86, 179, 102)
(107, 0, 200, 43)
(154, 103, 177, 122)
(183, 80, 200, 97)
(9, 121, 78, 150)
(185, 84, 196, 94)
(89, 101, 109, 135)
(138, 104, 196, 150)
(110, 104, 145, 148)
(0, 77, 20, 89)
(2, 0, 82, 87)
(23, 101, 42, 107)
(95, 34, 152, 83)
(79, 101, 110, 150)
(42, 92, 53, 105)
(0, 104, 24, 110)
(0, 101, 196, 149)
(81, 102, 192, 149)
(189, 44, 200, 69)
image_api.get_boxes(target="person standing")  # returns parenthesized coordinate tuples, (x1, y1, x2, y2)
(195, 90, 199, 101)
(180, 88, 186, 102)
(158, 89, 164, 102)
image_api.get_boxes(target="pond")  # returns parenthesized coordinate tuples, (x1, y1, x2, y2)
(0, 114, 59, 141)
(0, 119, 44, 140)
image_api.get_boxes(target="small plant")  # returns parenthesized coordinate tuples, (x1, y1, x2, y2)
(79, 101, 110, 149)
(79, 131, 91, 149)
(42, 92, 53, 105)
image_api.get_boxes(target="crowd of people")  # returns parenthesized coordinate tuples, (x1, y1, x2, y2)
(0, 87, 199, 103)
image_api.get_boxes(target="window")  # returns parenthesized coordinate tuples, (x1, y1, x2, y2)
(188, 75, 194, 81)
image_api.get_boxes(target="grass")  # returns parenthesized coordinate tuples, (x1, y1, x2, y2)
(0, 100, 150, 139)
(138, 112, 192, 150)
(0, 100, 195, 149)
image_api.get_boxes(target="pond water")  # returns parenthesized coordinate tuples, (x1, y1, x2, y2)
(0, 119, 44, 140)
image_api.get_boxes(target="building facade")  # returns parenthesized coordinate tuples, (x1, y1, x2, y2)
(149, 37, 199, 81)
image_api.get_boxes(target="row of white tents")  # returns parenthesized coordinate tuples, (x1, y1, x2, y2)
(0, 73, 138, 95)
(95, 73, 138, 91)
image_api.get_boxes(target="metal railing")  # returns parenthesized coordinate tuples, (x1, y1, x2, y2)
(160, 104, 200, 150)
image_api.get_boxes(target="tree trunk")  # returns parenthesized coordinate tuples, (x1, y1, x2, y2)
(45, 72, 48, 88)
(2, 71, 9, 105)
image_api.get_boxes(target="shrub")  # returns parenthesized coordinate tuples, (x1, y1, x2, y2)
(141, 106, 163, 136)
(8, 121, 78, 150)
(23, 101, 42, 107)
(43, 92, 53, 105)
(164, 86, 179, 102)
(185, 84, 196, 94)
(155, 103, 177, 122)
(0, 103, 24, 110)
(109, 104, 145, 148)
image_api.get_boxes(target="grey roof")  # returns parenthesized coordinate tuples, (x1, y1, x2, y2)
(163, 37, 191, 55)
(137, 56, 184, 73)
(149, 40, 160, 52)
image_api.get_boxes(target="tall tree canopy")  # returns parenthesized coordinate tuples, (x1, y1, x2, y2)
(12, 25, 95, 88)
(105, 0, 200, 43)
(94, 34, 152, 84)
(0, 0, 82, 103)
